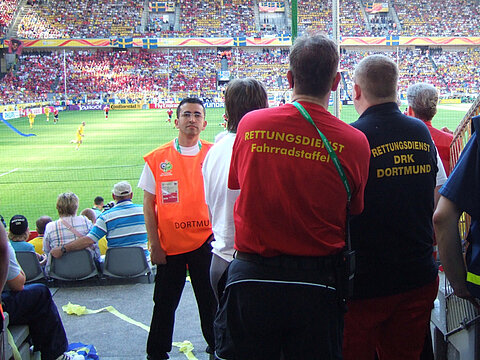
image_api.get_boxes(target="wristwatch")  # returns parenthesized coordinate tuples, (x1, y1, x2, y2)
(61, 245, 67, 254)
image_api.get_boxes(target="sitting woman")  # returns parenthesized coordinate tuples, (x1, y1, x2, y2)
(43, 192, 100, 274)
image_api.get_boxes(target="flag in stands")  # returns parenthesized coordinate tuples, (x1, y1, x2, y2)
(8, 38, 23, 55)
(386, 35, 400, 46)
(149, 1, 175, 12)
(278, 34, 291, 42)
(143, 38, 158, 49)
(149, 1, 162, 12)
(233, 37, 247, 46)
(365, 2, 388, 13)
(109, 39, 118, 47)
(117, 38, 133, 48)
(258, 2, 285, 12)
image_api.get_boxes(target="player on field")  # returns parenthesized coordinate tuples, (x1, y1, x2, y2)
(70, 121, 86, 150)
(104, 105, 110, 119)
(44, 106, 50, 122)
(53, 108, 59, 124)
(166, 108, 173, 123)
(27, 111, 35, 129)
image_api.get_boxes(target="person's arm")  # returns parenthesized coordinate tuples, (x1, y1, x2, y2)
(7, 271, 26, 292)
(50, 236, 95, 258)
(144, 190, 166, 265)
(0, 223, 9, 291)
(434, 196, 479, 306)
(5, 242, 25, 292)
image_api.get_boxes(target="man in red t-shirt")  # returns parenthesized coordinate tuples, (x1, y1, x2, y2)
(407, 83, 454, 175)
(214, 34, 371, 360)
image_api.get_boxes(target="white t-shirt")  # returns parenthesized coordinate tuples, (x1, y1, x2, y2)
(138, 139, 201, 195)
(202, 132, 239, 262)
(435, 146, 447, 186)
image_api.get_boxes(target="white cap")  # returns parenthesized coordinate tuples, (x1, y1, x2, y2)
(112, 181, 132, 196)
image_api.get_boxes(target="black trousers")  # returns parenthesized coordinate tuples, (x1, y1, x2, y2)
(215, 258, 344, 360)
(2, 283, 68, 360)
(147, 241, 216, 357)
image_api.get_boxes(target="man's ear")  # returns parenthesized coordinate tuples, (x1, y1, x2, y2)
(287, 70, 294, 89)
(353, 83, 361, 100)
(331, 72, 341, 91)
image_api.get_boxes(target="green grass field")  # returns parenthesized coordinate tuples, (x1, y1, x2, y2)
(0, 104, 469, 226)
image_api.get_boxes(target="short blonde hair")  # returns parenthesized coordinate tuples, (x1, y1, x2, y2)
(354, 55, 398, 102)
(56, 192, 79, 217)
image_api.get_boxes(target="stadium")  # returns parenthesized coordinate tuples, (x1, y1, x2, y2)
(1, 0, 480, 359)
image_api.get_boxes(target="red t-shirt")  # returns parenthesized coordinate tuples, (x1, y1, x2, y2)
(425, 121, 453, 176)
(229, 102, 371, 257)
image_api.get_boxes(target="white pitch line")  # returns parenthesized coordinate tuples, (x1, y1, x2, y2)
(0, 168, 18, 177)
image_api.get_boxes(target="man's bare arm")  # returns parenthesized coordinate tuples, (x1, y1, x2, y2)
(144, 190, 166, 265)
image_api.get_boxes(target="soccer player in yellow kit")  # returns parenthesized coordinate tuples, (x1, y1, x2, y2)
(44, 107, 50, 122)
(70, 121, 86, 150)
(27, 112, 35, 129)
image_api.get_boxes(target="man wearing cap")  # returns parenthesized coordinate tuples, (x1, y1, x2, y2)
(138, 97, 216, 360)
(50, 181, 149, 260)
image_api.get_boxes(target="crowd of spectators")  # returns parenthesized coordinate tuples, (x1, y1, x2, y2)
(3, 0, 480, 38)
(0, 0, 18, 37)
(2, 47, 480, 106)
(16, 0, 143, 39)
(392, 0, 480, 37)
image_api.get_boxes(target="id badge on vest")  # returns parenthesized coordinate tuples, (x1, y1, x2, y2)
(161, 181, 179, 204)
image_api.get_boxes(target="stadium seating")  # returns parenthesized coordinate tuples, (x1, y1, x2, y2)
(17, 0, 143, 39)
(103, 247, 153, 283)
(0, 0, 18, 37)
(3, 46, 480, 105)
(4, 0, 480, 39)
(49, 249, 99, 281)
(14, 251, 46, 283)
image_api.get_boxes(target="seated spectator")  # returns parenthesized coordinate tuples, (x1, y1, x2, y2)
(29, 215, 52, 256)
(51, 181, 149, 263)
(92, 196, 104, 218)
(8, 215, 46, 265)
(80, 208, 107, 256)
(2, 239, 73, 360)
(43, 192, 100, 273)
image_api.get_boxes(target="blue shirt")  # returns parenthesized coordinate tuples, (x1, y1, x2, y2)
(439, 116, 480, 298)
(87, 200, 149, 257)
(10, 240, 35, 253)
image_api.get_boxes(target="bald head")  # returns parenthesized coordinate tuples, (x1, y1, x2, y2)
(407, 83, 438, 122)
(354, 55, 398, 103)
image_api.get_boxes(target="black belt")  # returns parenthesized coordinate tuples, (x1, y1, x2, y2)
(235, 251, 338, 271)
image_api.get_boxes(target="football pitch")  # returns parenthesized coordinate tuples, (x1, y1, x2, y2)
(0, 104, 469, 225)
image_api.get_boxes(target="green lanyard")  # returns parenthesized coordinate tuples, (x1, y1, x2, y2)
(293, 101, 352, 251)
(174, 138, 202, 154)
(293, 101, 351, 202)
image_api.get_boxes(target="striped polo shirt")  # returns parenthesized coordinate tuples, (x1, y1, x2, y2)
(87, 199, 149, 257)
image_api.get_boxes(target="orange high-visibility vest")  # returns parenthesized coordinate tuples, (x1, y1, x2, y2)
(144, 140, 213, 255)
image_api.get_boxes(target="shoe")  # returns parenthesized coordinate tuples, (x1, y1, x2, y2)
(205, 346, 217, 359)
(146, 353, 169, 360)
(55, 353, 74, 360)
